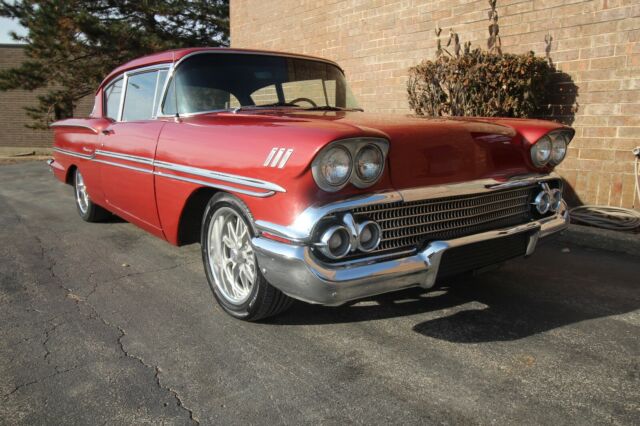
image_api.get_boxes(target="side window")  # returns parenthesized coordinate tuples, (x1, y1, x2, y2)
(104, 78, 123, 120)
(122, 71, 159, 121)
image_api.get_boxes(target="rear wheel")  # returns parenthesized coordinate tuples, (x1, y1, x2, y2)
(74, 169, 110, 222)
(201, 193, 293, 321)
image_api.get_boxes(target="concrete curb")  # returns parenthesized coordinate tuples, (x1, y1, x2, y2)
(557, 224, 640, 257)
(0, 147, 52, 156)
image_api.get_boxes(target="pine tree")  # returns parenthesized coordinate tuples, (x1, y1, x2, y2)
(0, 0, 229, 129)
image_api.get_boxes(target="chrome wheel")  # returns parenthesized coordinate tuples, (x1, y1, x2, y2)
(75, 170, 89, 215)
(207, 206, 257, 305)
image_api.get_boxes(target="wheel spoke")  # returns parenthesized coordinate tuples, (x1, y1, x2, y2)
(235, 218, 243, 241)
(222, 235, 235, 249)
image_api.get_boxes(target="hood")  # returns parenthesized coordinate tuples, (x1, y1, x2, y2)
(233, 110, 563, 189)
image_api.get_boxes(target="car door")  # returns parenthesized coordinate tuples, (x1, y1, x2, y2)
(97, 66, 169, 233)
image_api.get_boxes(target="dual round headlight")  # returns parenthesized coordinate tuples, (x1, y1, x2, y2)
(313, 140, 387, 192)
(319, 146, 351, 187)
(530, 131, 571, 167)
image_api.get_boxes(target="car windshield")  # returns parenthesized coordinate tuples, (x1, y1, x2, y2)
(162, 53, 360, 115)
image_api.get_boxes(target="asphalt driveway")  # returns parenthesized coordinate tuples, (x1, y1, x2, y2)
(1, 162, 638, 425)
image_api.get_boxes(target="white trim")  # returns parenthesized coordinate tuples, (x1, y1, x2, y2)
(56, 147, 285, 197)
(153, 160, 286, 193)
(153, 170, 275, 198)
(53, 147, 94, 160)
(94, 159, 153, 174)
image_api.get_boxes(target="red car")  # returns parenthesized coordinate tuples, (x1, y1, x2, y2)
(49, 48, 572, 320)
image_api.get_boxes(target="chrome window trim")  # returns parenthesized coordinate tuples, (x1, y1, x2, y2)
(103, 76, 124, 121)
(120, 65, 171, 122)
(50, 123, 99, 135)
(53, 147, 95, 160)
(103, 64, 171, 122)
(255, 173, 561, 243)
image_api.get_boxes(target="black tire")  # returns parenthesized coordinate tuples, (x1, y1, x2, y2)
(201, 193, 293, 321)
(73, 168, 110, 222)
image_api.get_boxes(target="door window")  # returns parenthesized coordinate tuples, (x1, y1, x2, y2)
(104, 78, 123, 121)
(122, 71, 159, 121)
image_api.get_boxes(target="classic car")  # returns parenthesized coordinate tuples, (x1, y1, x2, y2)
(49, 47, 573, 321)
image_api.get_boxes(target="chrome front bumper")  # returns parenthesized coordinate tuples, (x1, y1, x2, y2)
(252, 203, 569, 306)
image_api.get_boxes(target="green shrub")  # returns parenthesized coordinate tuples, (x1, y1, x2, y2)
(407, 49, 553, 118)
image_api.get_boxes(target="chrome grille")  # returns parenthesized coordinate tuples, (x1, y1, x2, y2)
(345, 185, 537, 260)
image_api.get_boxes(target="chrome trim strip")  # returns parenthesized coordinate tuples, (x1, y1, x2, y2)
(50, 123, 99, 134)
(270, 148, 285, 167)
(54, 146, 283, 197)
(94, 159, 152, 174)
(255, 173, 560, 243)
(53, 147, 94, 160)
(263, 148, 278, 166)
(95, 149, 154, 166)
(154, 170, 274, 198)
(153, 160, 286, 193)
(278, 148, 294, 169)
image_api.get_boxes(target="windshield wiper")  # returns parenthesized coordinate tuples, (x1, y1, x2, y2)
(254, 102, 303, 108)
(304, 106, 364, 112)
(231, 102, 303, 113)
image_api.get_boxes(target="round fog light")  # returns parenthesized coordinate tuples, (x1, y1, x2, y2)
(549, 189, 562, 212)
(318, 225, 351, 259)
(357, 221, 381, 252)
(533, 191, 551, 214)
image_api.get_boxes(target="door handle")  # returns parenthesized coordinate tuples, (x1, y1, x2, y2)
(102, 129, 114, 135)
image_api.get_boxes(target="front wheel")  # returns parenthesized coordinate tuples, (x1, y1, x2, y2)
(74, 169, 110, 222)
(201, 193, 293, 321)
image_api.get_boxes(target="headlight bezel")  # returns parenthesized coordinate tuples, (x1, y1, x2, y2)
(530, 129, 574, 168)
(312, 138, 389, 192)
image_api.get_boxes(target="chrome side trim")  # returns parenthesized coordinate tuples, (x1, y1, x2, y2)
(95, 149, 154, 166)
(153, 160, 286, 193)
(50, 123, 99, 134)
(154, 170, 274, 198)
(94, 159, 152, 174)
(53, 147, 94, 160)
(54, 147, 284, 197)
(255, 174, 560, 243)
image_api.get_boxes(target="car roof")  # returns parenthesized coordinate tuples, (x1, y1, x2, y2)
(98, 47, 343, 90)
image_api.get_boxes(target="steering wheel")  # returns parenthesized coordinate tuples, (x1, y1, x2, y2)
(290, 97, 318, 108)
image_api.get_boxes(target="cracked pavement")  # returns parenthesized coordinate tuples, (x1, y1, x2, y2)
(1, 162, 639, 424)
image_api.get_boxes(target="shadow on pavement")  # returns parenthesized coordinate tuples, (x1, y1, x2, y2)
(269, 245, 639, 343)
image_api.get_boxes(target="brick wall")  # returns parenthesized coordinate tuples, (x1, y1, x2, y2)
(0, 44, 94, 149)
(231, 0, 640, 208)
